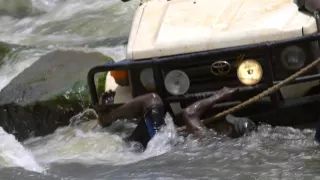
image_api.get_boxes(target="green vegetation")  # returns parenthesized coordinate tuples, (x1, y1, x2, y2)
(0, 42, 10, 64)
(96, 71, 109, 98)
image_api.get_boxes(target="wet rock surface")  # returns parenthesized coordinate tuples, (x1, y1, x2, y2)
(0, 41, 21, 63)
(0, 50, 113, 141)
(0, 41, 10, 58)
(0, 99, 82, 141)
(0, 0, 43, 18)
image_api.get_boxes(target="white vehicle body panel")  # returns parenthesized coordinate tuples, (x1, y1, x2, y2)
(126, 0, 317, 60)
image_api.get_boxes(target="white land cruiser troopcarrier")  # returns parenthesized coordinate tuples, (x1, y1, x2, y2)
(87, 0, 320, 125)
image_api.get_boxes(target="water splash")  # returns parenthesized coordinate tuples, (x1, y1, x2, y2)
(94, 45, 127, 62)
(0, 127, 44, 173)
(167, 124, 320, 180)
(22, 110, 179, 168)
(0, 109, 180, 173)
(31, 0, 66, 13)
(0, 108, 320, 180)
(0, 0, 139, 46)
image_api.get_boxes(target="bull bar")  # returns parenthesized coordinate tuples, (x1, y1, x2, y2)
(87, 32, 320, 117)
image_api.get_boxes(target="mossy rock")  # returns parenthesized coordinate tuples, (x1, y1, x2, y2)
(0, 41, 31, 67)
(0, 0, 35, 18)
(0, 41, 10, 63)
(0, 97, 83, 141)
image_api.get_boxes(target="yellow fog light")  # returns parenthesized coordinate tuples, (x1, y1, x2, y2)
(237, 59, 263, 86)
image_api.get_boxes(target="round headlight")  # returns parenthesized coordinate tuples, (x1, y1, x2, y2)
(281, 45, 306, 70)
(140, 68, 155, 90)
(164, 70, 190, 95)
(237, 59, 263, 86)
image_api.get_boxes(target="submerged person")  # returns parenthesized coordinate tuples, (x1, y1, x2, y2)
(97, 87, 256, 149)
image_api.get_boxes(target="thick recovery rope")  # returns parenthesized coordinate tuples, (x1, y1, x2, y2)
(177, 57, 320, 132)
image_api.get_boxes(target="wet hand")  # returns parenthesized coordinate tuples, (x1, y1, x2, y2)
(220, 87, 239, 96)
(216, 87, 239, 101)
(99, 90, 116, 105)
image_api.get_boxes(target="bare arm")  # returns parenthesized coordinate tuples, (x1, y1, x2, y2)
(181, 87, 239, 136)
(98, 92, 163, 127)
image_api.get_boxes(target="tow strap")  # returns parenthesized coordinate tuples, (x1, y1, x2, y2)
(177, 57, 320, 131)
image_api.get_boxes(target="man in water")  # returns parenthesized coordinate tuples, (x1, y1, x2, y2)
(97, 87, 256, 149)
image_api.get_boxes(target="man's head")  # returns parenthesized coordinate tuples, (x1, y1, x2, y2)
(226, 114, 256, 138)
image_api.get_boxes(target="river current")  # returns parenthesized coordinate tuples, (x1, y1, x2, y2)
(0, 0, 320, 179)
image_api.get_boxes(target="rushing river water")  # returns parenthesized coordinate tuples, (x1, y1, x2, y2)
(1, 0, 320, 179)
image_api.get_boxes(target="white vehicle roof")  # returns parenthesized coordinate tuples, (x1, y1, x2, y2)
(126, 0, 317, 60)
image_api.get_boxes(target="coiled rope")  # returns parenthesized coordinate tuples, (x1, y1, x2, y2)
(177, 57, 320, 131)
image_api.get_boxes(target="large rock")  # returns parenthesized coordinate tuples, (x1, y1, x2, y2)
(0, 50, 113, 141)
(0, 98, 83, 141)
(0, 50, 112, 106)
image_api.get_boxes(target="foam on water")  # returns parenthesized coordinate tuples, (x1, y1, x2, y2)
(0, 109, 179, 173)
(30, 0, 65, 13)
(14, 110, 179, 171)
(166, 124, 320, 180)
(0, 127, 44, 173)
(0, 0, 135, 91)
(0, 108, 320, 179)
(0, 0, 139, 46)
(94, 45, 127, 61)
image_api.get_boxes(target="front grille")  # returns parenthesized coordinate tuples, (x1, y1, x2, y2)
(87, 32, 320, 108)
(162, 55, 266, 94)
